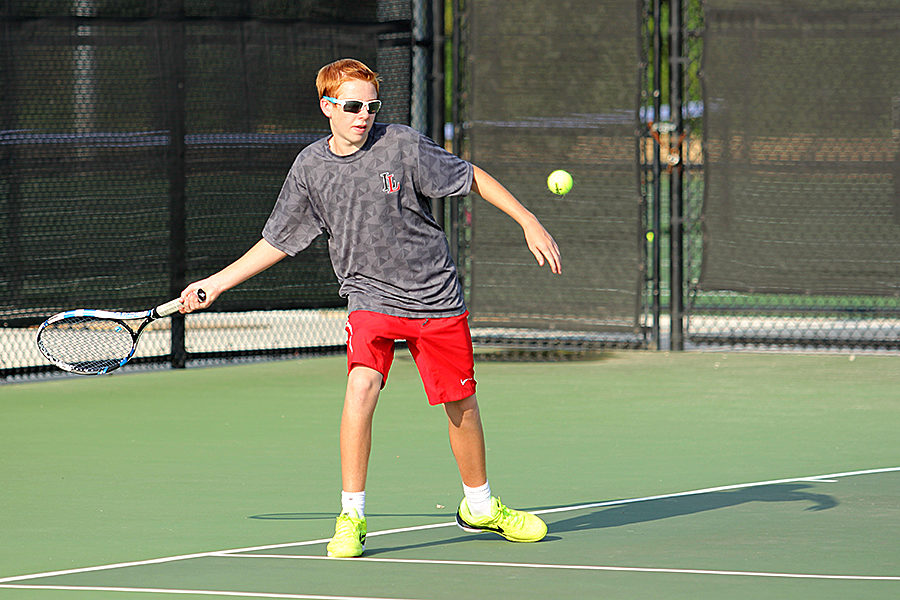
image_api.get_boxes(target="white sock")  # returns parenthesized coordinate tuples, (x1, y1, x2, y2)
(463, 481, 492, 518)
(341, 490, 365, 518)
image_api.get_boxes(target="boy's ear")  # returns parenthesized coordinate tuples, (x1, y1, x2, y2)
(320, 97, 333, 118)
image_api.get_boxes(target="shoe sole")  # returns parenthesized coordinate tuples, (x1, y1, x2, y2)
(326, 544, 365, 558)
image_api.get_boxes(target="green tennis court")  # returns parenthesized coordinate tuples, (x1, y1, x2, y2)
(2, 351, 898, 599)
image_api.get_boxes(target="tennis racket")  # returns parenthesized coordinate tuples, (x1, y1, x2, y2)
(36, 290, 206, 376)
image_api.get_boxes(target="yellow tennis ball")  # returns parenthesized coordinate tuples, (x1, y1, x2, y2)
(547, 169, 573, 195)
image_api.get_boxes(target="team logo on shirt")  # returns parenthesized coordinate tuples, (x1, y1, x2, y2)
(381, 172, 401, 194)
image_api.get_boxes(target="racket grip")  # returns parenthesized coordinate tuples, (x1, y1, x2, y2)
(154, 289, 206, 318)
(155, 298, 184, 317)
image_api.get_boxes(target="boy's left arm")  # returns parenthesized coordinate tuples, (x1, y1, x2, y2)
(471, 165, 562, 274)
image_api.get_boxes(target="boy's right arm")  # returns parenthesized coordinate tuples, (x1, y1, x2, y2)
(179, 238, 287, 313)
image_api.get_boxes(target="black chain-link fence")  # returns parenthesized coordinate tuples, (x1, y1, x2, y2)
(1, 0, 420, 377)
(4, 0, 899, 379)
(685, 0, 900, 352)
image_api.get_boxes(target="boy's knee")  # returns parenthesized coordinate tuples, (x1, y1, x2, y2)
(346, 366, 383, 404)
(445, 393, 479, 422)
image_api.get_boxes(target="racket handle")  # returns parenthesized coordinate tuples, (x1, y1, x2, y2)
(155, 298, 183, 317)
(154, 288, 207, 318)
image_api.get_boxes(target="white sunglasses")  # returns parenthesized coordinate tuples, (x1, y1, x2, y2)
(322, 96, 382, 114)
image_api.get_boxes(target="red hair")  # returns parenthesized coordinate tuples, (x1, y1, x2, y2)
(316, 59, 380, 98)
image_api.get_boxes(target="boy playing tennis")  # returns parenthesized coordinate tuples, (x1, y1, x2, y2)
(180, 58, 561, 558)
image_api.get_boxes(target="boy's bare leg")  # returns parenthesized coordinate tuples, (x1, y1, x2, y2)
(340, 366, 383, 492)
(444, 394, 488, 487)
(447, 393, 547, 542)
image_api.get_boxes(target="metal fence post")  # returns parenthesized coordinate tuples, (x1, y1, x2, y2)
(668, 0, 685, 350)
(163, 7, 187, 368)
(651, 0, 663, 349)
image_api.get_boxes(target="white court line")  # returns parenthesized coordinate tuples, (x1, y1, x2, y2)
(1, 465, 898, 587)
(0, 540, 326, 585)
(217, 554, 900, 582)
(0, 585, 410, 600)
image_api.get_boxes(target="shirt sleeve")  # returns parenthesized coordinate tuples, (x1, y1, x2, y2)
(414, 132, 474, 199)
(261, 159, 325, 256)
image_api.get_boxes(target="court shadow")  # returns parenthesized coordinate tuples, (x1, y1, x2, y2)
(366, 483, 836, 555)
(547, 483, 837, 534)
(365, 532, 518, 556)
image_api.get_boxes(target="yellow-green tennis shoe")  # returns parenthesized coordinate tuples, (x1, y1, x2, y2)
(326, 509, 367, 558)
(456, 496, 547, 542)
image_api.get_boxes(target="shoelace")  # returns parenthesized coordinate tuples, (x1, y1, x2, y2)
(335, 514, 360, 535)
(493, 500, 524, 527)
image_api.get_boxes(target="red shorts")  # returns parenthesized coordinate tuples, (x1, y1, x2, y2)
(345, 310, 477, 405)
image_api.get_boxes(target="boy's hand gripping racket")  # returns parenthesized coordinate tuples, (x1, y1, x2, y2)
(36, 290, 205, 376)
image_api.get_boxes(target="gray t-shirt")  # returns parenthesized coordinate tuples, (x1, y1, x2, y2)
(262, 123, 473, 318)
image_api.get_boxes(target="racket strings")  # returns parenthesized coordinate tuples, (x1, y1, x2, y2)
(38, 316, 136, 372)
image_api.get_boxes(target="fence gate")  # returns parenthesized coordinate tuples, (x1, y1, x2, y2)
(460, 0, 647, 350)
